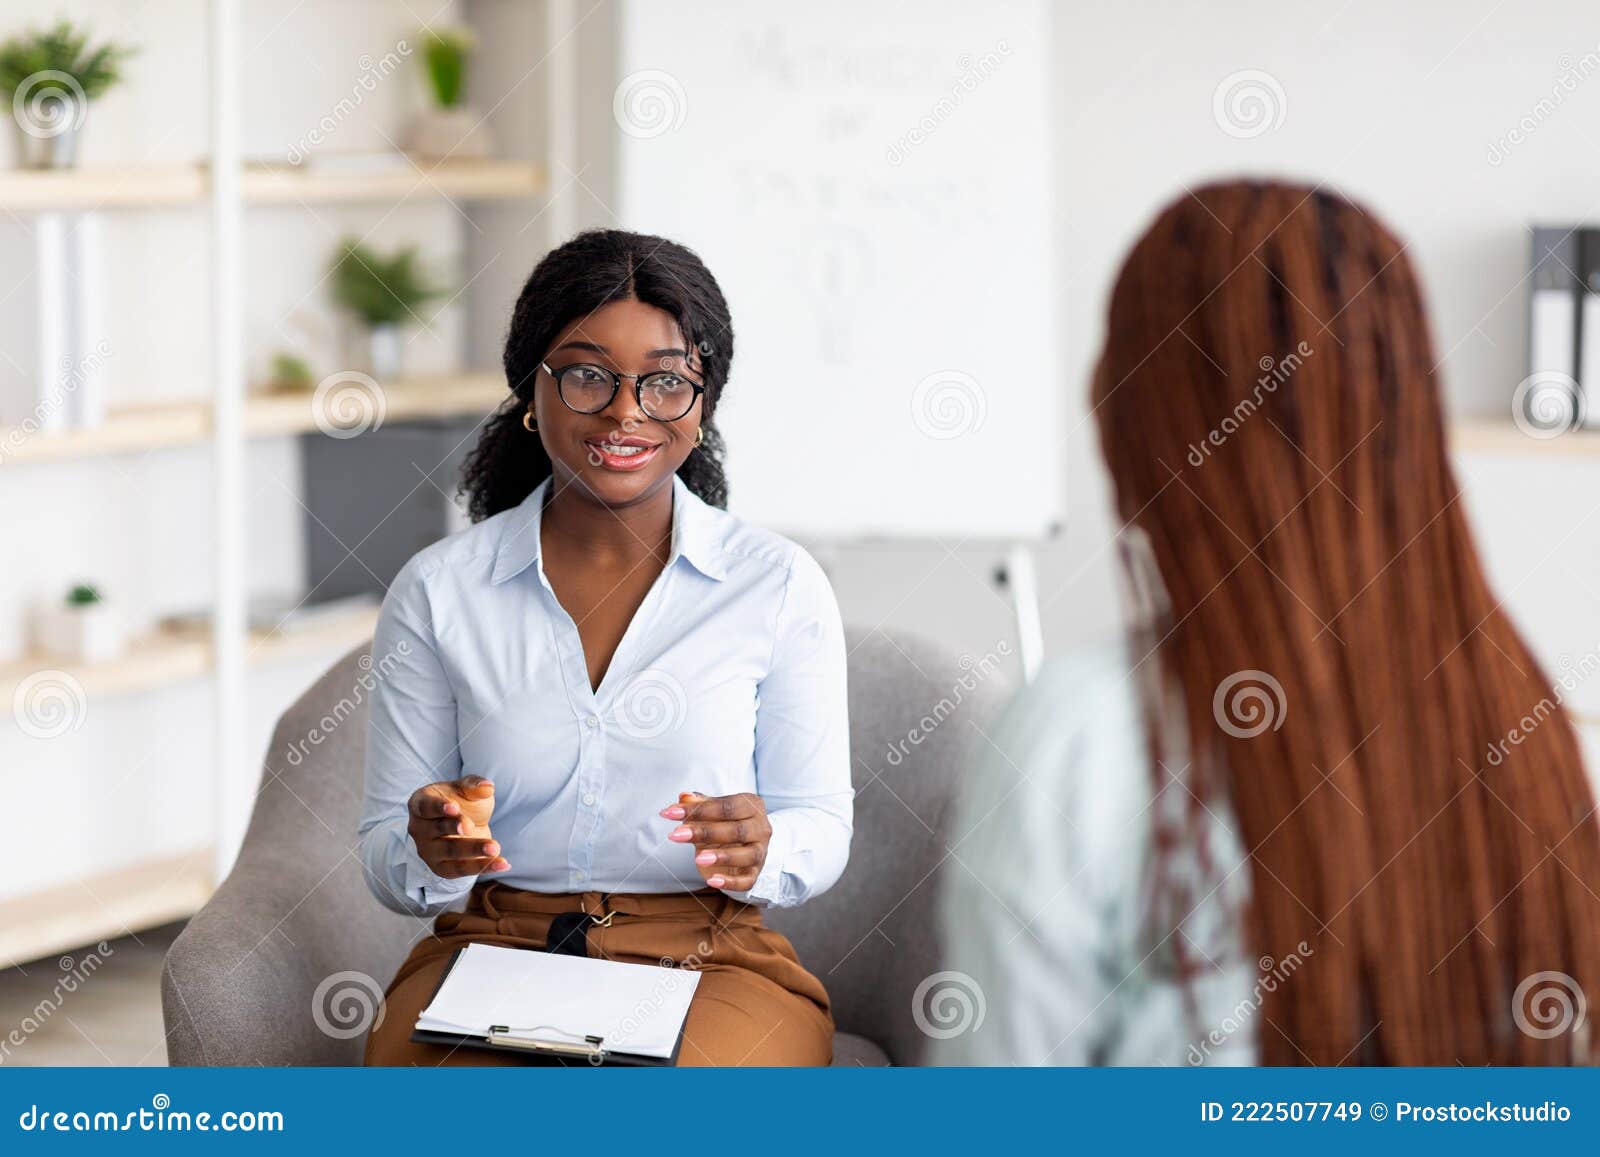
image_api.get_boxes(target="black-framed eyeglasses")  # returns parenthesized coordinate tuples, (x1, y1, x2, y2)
(540, 361, 705, 422)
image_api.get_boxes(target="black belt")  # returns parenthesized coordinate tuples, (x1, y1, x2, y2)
(544, 899, 614, 957)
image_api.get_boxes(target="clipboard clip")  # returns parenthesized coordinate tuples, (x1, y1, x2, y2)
(488, 1026, 607, 1061)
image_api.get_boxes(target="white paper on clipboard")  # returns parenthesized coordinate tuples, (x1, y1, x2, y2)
(415, 943, 702, 1060)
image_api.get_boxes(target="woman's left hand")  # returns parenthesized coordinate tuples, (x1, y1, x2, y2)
(661, 791, 771, 892)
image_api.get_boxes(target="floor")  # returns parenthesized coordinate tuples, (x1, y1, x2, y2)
(0, 922, 182, 1067)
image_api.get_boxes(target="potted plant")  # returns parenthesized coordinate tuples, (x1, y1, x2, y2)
(34, 582, 124, 662)
(0, 21, 135, 169)
(403, 26, 494, 160)
(329, 239, 445, 380)
(264, 350, 315, 393)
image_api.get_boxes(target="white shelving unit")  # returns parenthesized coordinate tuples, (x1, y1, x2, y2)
(0, 158, 544, 211)
(0, 0, 579, 968)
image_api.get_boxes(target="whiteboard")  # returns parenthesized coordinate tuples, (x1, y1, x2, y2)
(615, 0, 1061, 539)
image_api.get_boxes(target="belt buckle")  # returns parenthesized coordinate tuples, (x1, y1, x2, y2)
(590, 910, 615, 928)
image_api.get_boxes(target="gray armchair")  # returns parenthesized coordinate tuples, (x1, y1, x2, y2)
(162, 628, 1007, 1066)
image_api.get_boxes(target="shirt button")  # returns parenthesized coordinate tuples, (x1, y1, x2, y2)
(586, 714, 601, 729)
(582, 792, 597, 807)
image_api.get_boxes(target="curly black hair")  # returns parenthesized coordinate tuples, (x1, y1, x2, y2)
(460, 229, 734, 522)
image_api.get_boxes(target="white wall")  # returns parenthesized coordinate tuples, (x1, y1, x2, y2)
(11, 0, 1600, 906)
(1050, 0, 1600, 711)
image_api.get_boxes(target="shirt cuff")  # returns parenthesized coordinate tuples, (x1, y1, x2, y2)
(722, 812, 797, 907)
(402, 845, 476, 907)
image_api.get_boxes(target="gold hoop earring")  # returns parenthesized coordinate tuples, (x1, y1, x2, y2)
(694, 426, 704, 447)
(522, 411, 538, 433)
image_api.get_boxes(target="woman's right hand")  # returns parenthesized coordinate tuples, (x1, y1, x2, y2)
(406, 774, 510, 878)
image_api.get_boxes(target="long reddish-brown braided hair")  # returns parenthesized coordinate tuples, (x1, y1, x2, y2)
(1094, 180, 1600, 1065)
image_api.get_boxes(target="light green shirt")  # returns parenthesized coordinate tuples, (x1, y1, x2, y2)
(936, 643, 1258, 1066)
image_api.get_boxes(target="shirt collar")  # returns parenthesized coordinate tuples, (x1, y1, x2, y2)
(489, 475, 728, 585)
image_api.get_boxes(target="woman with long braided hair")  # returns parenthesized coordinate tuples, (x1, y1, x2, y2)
(942, 181, 1600, 1066)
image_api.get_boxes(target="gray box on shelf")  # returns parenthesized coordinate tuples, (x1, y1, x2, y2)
(299, 418, 480, 603)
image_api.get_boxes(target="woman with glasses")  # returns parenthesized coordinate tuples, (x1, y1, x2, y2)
(359, 230, 852, 1066)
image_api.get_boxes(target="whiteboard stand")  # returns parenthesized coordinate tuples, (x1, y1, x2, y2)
(805, 534, 1051, 685)
(996, 543, 1045, 683)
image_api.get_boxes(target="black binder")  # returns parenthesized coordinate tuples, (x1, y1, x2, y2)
(1529, 226, 1585, 428)
(408, 947, 686, 1067)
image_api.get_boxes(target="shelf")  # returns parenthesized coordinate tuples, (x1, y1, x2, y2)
(243, 159, 546, 205)
(0, 604, 380, 705)
(0, 402, 211, 466)
(244, 372, 509, 437)
(0, 847, 213, 969)
(0, 159, 546, 212)
(1451, 419, 1600, 458)
(0, 373, 509, 466)
(0, 166, 206, 210)
(0, 629, 209, 702)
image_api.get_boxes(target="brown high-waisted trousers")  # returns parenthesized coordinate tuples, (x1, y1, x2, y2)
(364, 882, 834, 1067)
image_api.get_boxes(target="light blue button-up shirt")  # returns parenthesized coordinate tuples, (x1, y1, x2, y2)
(359, 475, 853, 917)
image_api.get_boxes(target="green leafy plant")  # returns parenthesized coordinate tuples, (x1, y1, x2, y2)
(267, 351, 314, 392)
(65, 583, 102, 607)
(420, 26, 475, 108)
(0, 21, 135, 103)
(329, 239, 445, 328)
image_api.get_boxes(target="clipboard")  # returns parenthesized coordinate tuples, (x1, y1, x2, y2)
(409, 946, 693, 1067)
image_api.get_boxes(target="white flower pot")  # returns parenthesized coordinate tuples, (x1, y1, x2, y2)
(34, 601, 124, 663)
(367, 324, 402, 381)
(403, 106, 495, 160)
(12, 99, 84, 169)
